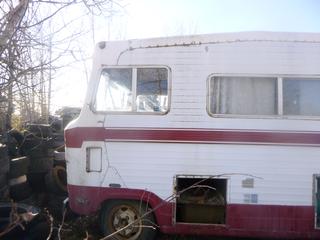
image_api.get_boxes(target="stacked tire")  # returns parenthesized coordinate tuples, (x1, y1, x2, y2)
(8, 156, 32, 201)
(0, 144, 9, 200)
(45, 149, 67, 196)
(20, 133, 53, 192)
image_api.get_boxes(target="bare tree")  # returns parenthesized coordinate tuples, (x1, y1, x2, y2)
(0, 0, 124, 130)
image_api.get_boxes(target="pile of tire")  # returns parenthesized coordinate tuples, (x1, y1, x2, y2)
(0, 143, 9, 200)
(20, 126, 54, 193)
(22, 124, 67, 196)
(46, 147, 67, 196)
(4, 123, 68, 201)
(8, 156, 32, 201)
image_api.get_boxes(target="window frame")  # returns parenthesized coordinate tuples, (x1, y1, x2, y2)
(207, 73, 320, 120)
(91, 65, 171, 115)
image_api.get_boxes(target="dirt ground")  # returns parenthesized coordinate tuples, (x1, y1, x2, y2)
(57, 214, 254, 240)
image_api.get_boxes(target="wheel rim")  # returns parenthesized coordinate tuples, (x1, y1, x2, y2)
(109, 204, 142, 240)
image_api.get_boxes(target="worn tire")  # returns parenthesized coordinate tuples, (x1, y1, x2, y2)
(28, 157, 53, 173)
(0, 145, 9, 174)
(28, 146, 49, 159)
(45, 166, 67, 196)
(0, 173, 7, 187)
(9, 156, 29, 178)
(27, 172, 47, 192)
(54, 150, 65, 161)
(20, 135, 53, 155)
(0, 185, 9, 200)
(100, 200, 157, 240)
(6, 135, 19, 158)
(10, 181, 32, 201)
(26, 124, 53, 138)
(9, 174, 27, 186)
(8, 129, 24, 146)
(23, 142, 49, 159)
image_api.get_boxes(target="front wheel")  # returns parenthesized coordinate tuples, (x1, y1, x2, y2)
(100, 200, 157, 240)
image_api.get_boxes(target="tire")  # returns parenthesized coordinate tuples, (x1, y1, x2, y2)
(100, 200, 157, 240)
(45, 166, 68, 196)
(0, 185, 9, 200)
(8, 129, 24, 146)
(0, 172, 7, 186)
(8, 174, 27, 186)
(24, 142, 49, 159)
(0, 145, 9, 174)
(8, 156, 29, 178)
(54, 150, 65, 161)
(27, 172, 47, 192)
(6, 134, 19, 158)
(28, 145, 49, 159)
(52, 140, 65, 149)
(28, 157, 53, 173)
(20, 135, 53, 156)
(26, 124, 53, 138)
(9, 181, 32, 201)
(55, 144, 65, 152)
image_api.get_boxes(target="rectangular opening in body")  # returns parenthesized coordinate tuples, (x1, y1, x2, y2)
(175, 176, 227, 224)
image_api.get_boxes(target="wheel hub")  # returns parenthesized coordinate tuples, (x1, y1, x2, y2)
(112, 205, 142, 238)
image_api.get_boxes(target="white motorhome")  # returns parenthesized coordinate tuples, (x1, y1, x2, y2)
(65, 32, 320, 239)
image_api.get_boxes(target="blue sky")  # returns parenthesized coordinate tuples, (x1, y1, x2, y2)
(120, 0, 320, 39)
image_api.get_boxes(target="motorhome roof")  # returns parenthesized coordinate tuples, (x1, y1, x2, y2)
(97, 31, 320, 50)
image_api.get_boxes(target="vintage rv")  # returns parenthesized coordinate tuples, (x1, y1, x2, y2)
(65, 32, 320, 239)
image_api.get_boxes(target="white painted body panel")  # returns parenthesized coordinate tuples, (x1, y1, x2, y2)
(67, 143, 320, 206)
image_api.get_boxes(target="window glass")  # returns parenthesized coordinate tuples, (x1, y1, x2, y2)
(283, 79, 320, 116)
(137, 68, 168, 112)
(95, 67, 169, 113)
(210, 77, 277, 115)
(96, 68, 132, 111)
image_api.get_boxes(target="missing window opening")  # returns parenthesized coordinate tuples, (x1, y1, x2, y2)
(175, 176, 227, 224)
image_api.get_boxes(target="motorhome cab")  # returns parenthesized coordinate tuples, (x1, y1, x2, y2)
(65, 32, 320, 239)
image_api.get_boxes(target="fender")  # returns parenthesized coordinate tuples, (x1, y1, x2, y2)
(68, 184, 173, 228)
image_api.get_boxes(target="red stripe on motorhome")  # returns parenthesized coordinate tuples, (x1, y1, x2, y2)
(68, 184, 320, 239)
(65, 127, 320, 148)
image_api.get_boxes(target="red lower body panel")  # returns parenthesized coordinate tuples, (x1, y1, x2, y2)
(68, 184, 320, 239)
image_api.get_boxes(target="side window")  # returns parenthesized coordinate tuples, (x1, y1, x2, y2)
(283, 79, 320, 116)
(208, 76, 320, 118)
(95, 67, 169, 113)
(209, 77, 277, 115)
(96, 68, 132, 111)
(137, 68, 168, 112)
